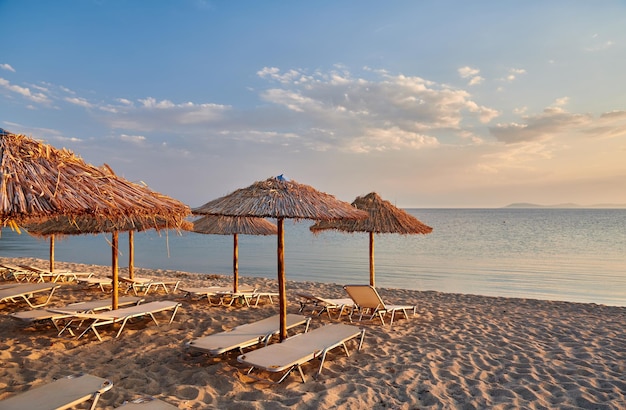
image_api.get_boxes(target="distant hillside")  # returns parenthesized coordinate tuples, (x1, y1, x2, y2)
(504, 203, 626, 209)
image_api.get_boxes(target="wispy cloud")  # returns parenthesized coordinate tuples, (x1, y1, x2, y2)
(0, 64, 16, 72)
(0, 78, 51, 104)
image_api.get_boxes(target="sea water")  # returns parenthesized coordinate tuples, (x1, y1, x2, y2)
(1, 209, 625, 306)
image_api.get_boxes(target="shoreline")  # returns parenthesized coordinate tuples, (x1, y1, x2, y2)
(1, 257, 626, 409)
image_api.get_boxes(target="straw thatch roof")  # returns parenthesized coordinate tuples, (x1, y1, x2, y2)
(191, 215, 277, 236)
(193, 175, 368, 221)
(1, 129, 190, 228)
(310, 192, 433, 234)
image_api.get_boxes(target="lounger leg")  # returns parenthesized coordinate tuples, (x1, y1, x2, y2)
(24, 287, 58, 308)
(88, 391, 103, 410)
(168, 305, 180, 324)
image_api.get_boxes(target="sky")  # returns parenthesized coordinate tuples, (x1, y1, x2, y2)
(1, 0, 625, 208)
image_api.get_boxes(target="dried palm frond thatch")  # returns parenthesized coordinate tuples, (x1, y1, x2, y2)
(1, 129, 190, 229)
(310, 192, 433, 287)
(190, 215, 277, 292)
(193, 175, 368, 341)
(193, 175, 368, 221)
(310, 192, 433, 234)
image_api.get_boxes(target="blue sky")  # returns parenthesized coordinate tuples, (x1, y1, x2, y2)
(1, 0, 625, 207)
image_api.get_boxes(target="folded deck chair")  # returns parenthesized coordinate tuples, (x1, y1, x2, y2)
(64, 300, 182, 341)
(0, 373, 113, 410)
(0, 282, 61, 308)
(237, 323, 365, 383)
(343, 284, 416, 326)
(11, 296, 144, 332)
(119, 277, 180, 295)
(296, 292, 355, 319)
(186, 313, 310, 356)
(114, 396, 178, 409)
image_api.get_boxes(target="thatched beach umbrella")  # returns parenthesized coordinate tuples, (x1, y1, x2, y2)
(190, 215, 277, 293)
(310, 192, 433, 287)
(193, 175, 368, 340)
(1, 129, 190, 308)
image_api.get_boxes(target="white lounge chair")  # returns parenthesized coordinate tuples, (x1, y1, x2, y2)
(179, 285, 257, 306)
(76, 276, 113, 292)
(0, 373, 113, 410)
(62, 300, 182, 341)
(18, 265, 94, 283)
(238, 323, 365, 383)
(343, 284, 416, 326)
(0, 283, 61, 308)
(11, 296, 144, 332)
(186, 313, 310, 356)
(0, 264, 40, 282)
(119, 277, 180, 295)
(296, 292, 355, 319)
(114, 396, 178, 409)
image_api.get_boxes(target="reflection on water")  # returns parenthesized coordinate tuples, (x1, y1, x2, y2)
(1, 209, 625, 306)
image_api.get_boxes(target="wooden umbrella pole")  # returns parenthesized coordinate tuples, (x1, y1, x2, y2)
(369, 231, 375, 287)
(277, 218, 287, 341)
(233, 233, 239, 293)
(128, 230, 134, 279)
(112, 231, 119, 310)
(49, 234, 55, 272)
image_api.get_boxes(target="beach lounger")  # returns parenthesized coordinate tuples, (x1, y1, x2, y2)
(179, 285, 256, 305)
(63, 300, 182, 341)
(213, 289, 278, 307)
(237, 323, 365, 383)
(119, 277, 180, 295)
(114, 396, 178, 409)
(0, 264, 40, 282)
(17, 264, 94, 283)
(296, 292, 355, 319)
(185, 313, 311, 356)
(11, 296, 144, 332)
(343, 284, 416, 326)
(0, 373, 113, 410)
(0, 282, 61, 308)
(77, 276, 113, 292)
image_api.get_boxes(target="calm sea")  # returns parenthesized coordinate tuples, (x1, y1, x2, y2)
(1, 209, 625, 306)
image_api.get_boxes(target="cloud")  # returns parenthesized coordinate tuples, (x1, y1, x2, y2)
(458, 66, 480, 78)
(0, 77, 51, 104)
(489, 107, 593, 144)
(1, 64, 16, 72)
(65, 96, 94, 108)
(458, 66, 483, 86)
(119, 134, 146, 143)
(256, 67, 499, 152)
(584, 34, 614, 52)
(502, 67, 526, 82)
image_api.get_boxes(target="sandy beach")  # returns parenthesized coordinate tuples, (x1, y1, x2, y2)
(1, 257, 626, 409)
